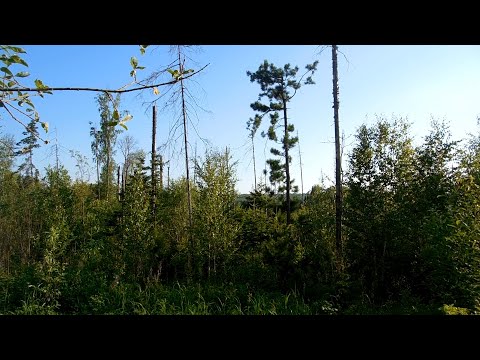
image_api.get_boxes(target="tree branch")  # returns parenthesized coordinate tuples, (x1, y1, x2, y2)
(0, 64, 210, 94)
(4, 102, 37, 122)
(3, 103, 47, 144)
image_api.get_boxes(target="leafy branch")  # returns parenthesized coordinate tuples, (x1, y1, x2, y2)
(0, 64, 209, 94)
(1, 44, 209, 143)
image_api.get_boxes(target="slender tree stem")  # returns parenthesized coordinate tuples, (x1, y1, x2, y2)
(282, 97, 291, 225)
(252, 135, 257, 190)
(151, 104, 157, 220)
(332, 44, 343, 268)
(297, 130, 304, 204)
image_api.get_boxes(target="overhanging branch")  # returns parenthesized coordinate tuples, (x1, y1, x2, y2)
(0, 64, 210, 94)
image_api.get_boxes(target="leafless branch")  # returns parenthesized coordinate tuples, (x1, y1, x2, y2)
(315, 45, 351, 71)
(4, 102, 37, 122)
(3, 103, 47, 143)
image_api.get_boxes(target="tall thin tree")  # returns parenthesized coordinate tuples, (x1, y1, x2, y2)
(15, 119, 40, 179)
(151, 104, 157, 218)
(297, 130, 305, 204)
(247, 115, 262, 190)
(247, 60, 318, 224)
(117, 165, 121, 201)
(177, 47, 193, 229)
(54, 127, 59, 172)
(94, 93, 123, 201)
(89, 126, 101, 199)
(118, 134, 137, 193)
(159, 154, 164, 190)
(332, 44, 343, 267)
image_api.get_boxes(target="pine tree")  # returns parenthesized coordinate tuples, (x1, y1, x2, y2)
(247, 60, 318, 224)
(16, 119, 40, 179)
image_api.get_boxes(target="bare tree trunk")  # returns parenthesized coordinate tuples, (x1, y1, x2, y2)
(178, 50, 193, 228)
(252, 136, 257, 190)
(297, 130, 304, 205)
(94, 130, 100, 200)
(26, 151, 35, 179)
(106, 135, 110, 201)
(55, 127, 59, 172)
(117, 165, 121, 201)
(193, 143, 197, 185)
(159, 155, 163, 190)
(122, 164, 126, 195)
(332, 44, 343, 268)
(151, 104, 157, 219)
(178, 47, 194, 280)
(282, 98, 291, 225)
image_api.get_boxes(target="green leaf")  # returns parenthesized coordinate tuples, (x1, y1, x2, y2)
(107, 121, 118, 127)
(168, 69, 180, 79)
(130, 56, 138, 69)
(24, 98, 34, 109)
(130, 70, 136, 78)
(119, 123, 128, 130)
(41, 122, 49, 133)
(136, 66, 145, 70)
(15, 71, 30, 77)
(9, 55, 28, 67)
(184, 69, 194, 74)
(34, 79, 46, 89)
(7, 81, 16, 87)
(1, 67, 13, 76)
(34, 79, 51, 95)
(113, 109, 120, 121)
(139, 45, 149, 55)
(8, 46, 26, 54)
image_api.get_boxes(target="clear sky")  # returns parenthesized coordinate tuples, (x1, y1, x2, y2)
(2, 45, 480, 193)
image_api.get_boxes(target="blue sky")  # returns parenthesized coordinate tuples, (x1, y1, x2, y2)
(2, 45, 480, 193)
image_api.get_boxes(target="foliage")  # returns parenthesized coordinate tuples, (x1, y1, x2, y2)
(121, 162, 153, 283)
(2, 48, 480, 315)
(192, 148, 240, 279)
(0, 45, 50, 141)
(247, 60, 317, 198)
(90, 93, 124, 200)
(15, 119, 40, 178)
(344, 116, 417, 303)
(0, 134, 15, 175)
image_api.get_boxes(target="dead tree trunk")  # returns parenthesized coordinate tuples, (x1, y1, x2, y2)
(282, 97, 291, 225)
(117, 165, 121, 201)
(159, 154, 164, 191)
(297, 130, 304, 205)
(332, 44, 343, 269)
(151, 104, 157, 219)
